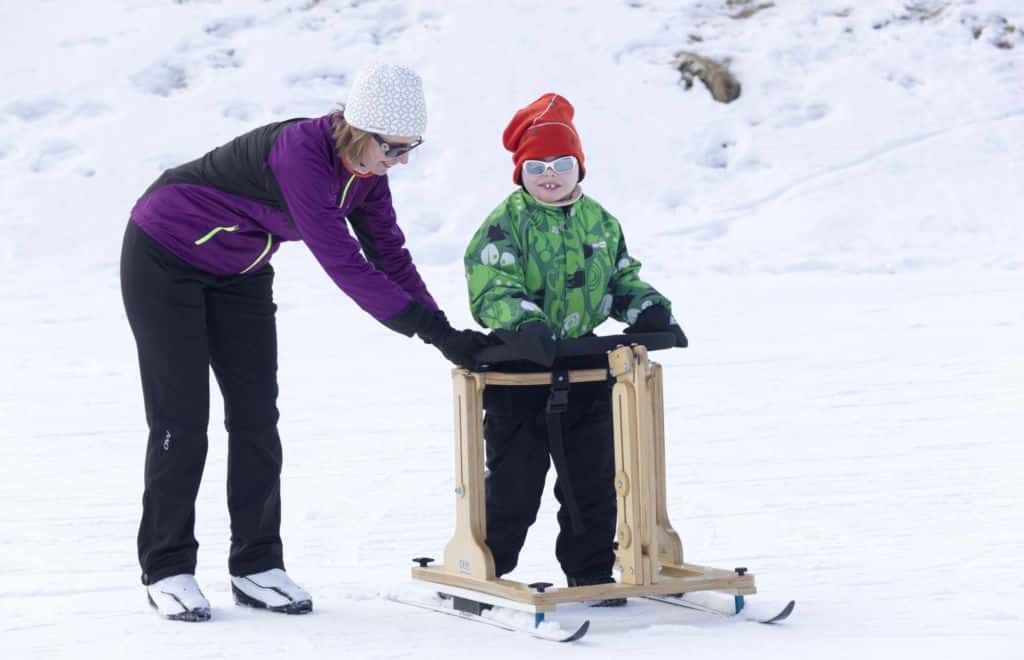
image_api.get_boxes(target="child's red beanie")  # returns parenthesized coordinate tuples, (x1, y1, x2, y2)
(502, 93, 586, 185)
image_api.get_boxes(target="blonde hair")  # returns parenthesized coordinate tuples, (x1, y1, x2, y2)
(330, 110, 376, 165)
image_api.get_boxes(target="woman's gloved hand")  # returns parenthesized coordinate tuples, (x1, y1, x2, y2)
(624, 305, 688, 347)
(413, 308, 496, 369)
(412, 308, 455, 345)
(435, 328, 496, 369)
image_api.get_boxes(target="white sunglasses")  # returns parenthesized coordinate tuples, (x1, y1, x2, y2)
(522, 155, 578, 177)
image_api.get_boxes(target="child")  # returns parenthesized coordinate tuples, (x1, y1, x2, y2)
(464, 93, 687, 606)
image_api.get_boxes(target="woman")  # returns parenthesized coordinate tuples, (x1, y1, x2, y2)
(121, 63, 488, 621)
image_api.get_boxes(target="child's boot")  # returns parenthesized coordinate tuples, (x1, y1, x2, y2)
(566, 574, 627, 607)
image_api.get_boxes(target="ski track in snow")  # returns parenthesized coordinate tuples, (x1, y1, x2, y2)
(711, 109, 1024, 220)
(1, 0, 1023, 658)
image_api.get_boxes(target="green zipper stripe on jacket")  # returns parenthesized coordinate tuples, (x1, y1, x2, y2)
(194, 225, 239, 245)
(339, 174, 357, 208)
(240, 233, 273, 274)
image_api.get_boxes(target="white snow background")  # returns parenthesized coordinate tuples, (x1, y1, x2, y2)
(1, 0, 1022, 657)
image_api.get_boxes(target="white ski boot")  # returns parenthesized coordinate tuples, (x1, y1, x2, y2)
(231, 568, 312, 614)
(147, 574, 211, 622)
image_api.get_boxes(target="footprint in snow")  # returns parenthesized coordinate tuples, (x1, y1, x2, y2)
(5, 98, 66, 122)
(699, 139, 736, 169)
(207, 48, 242, 69)
(69, 101, 112, 120)
(203, 16, 258, 38)
(886, 72, 921, 91)
(223, 101, 261, 121)
(131, 60, 188, 97)
(31, 140, 82, 173)
(298, 14, 326, 31)
(771, 102, 831, 128)
(804, 103, 830, 121)
(287, 69, 348, 90)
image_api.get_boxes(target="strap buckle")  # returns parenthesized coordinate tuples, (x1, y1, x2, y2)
(546, 369, 570, 414)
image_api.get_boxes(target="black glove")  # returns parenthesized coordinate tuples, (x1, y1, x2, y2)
(381, 302, 450, 340)
(624, 305, 688, 348)
(435, 329, 496, 370)
(493, 320, 558, 367)
(667, 324, 688, 348)
(407, 308, 496, 369)
(624, 305, 670, 333)
(413, 308, 455, 346)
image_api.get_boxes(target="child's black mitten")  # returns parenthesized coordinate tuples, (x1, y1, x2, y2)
(493, 321, 557, 367)
(625, 305, 688, 348)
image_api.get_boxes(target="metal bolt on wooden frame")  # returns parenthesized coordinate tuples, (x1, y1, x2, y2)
(412, 344, 755, 612)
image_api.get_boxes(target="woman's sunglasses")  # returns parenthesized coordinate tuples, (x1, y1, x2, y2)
(522, 155, 577, 177)
(372, 133, 423, 158)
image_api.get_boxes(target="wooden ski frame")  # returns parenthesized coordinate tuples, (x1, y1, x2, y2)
(412, 344, 755, 613)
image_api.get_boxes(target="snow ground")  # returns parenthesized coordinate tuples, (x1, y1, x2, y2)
(1, 1, 1021, 658)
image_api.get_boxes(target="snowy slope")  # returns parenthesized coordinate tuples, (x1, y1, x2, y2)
(1, 1, 1022, 658)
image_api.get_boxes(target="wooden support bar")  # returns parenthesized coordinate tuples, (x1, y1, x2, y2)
(650, 361, 684, 566)
(633, 346, 659, 584)
(442, 370, 495, 580)
(412, 563, 756, 606)
(610, 347, 645, 584)
(479, 368, 608, 387)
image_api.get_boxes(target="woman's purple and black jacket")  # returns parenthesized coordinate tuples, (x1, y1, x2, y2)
(130, 114, 437, 334)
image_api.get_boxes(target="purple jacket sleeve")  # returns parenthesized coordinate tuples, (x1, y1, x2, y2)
(348, 176, 438, 311)
(267, 127, 415, 323)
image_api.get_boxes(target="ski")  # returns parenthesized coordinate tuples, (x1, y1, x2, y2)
(644, 594, 796, 624)
(388, 595, 590, 643)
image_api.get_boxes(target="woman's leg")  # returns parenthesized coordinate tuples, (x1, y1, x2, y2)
(121, 222, 211, 585)
(204, 265, 284, 577)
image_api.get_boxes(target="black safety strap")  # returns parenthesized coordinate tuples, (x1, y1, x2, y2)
(546, 368, 586, 536)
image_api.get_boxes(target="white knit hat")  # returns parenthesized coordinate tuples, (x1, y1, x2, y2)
(344, 63, 427, 138)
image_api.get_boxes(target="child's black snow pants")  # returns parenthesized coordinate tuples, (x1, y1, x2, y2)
(482, 379, 617, 581)
(120, 221, 284, 585)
